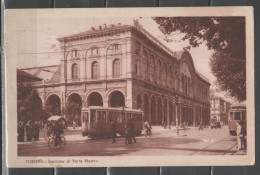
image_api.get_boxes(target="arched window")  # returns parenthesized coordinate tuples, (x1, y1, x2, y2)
(143, 50, 149, 80)
(72, 63, 79, 80)
(168, 66, 173, 88)
(163, 63, 167, 86)
(91, 47, 99, 56)
(113, 59, 120, 78)
(158, 60, 162, 83)
(71, 50, 78, 58)
(151, 55, 156, 82)
(92, 61, 99, 79)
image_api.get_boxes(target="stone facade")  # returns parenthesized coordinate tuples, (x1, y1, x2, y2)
(22, 21, 211, 126)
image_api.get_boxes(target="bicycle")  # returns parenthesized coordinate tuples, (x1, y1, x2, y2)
(48, 135, 66, 149)
(145, 128, 152, 137)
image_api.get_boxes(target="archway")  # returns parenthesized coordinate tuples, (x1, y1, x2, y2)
(136, 94, 142, 109)
(169, 101, 173, 125)
(151, 96, 156, 125)
(67, 93, 83, 126)
(87, 92, 103, 106)
(109, 91, 125, 107)
(163, 99, 167, 122)
(45, 94, 61, 115)
(158, 98, 162, 125)
(144, 94, 149, 122)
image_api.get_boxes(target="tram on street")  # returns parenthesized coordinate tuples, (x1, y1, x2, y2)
(81, 106, 144, 139)
(228, 104, 246, 136)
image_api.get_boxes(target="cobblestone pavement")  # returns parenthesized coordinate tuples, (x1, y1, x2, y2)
(18, 125, 245, 156)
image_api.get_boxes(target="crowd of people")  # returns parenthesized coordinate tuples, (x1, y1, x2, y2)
(110, 119, 153, 144)
(17, 120, 41, 142)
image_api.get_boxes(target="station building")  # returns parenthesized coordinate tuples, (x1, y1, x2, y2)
(22, 21, 211, 126)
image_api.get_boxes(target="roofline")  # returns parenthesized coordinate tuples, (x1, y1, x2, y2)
(21, 64, 61, 70)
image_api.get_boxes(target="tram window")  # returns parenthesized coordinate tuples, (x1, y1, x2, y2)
(121, 112, 125, 123)
(108, 112, 120, 123)
(127, 113, 132, 120)
(229, 112, 233, 120)
(90, 110, 96, 123)
(242, 111, 246, 121)
(234, 112, 241, 120)
(82, 112, 89, 123)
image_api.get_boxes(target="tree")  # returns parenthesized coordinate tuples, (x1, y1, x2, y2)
(210, 51, 246, 102)
(153, 17, 246, 101)
(62, 101, 82, 125)
(17, 83, 49, 122)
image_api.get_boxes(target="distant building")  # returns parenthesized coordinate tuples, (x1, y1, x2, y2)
(210, 96, 231, 125)
(21, 21, 211, 126)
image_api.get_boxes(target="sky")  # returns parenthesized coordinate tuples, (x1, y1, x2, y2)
(16, 16, 232, 101)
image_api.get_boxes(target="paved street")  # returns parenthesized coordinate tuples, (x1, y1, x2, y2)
(18, 125, 244, 156)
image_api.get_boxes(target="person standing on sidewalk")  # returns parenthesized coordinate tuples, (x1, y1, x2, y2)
(110, 120, 117, 143)
(236, 121, 243, 150)
(199, 121, 203, 131)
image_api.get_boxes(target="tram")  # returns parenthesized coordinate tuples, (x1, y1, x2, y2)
(228, 104, 246, 136)
(81, 106, 144, 139)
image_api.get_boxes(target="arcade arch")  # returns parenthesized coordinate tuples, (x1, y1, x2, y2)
(108, 91, 125, 107)
(87, 92, 103, 106)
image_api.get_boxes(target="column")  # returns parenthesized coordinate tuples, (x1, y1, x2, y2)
(193, 104, 196, 126)
(180, 104, 183, 125)
(148, 100, 151, 122)
(155, 101, 158, 125)
(175, 104, 179, 126)
(167, 101, 170, 128)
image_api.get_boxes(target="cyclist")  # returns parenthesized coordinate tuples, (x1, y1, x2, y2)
(144, 121, 152, 136)
(52, 121, 63, 146)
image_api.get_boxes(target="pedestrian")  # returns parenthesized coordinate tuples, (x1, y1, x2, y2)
(161, 120, 164, 128)
(164, 120, 167, 129)
(125, 120, 132, 144)
(73, 119, 77, 130)
(110, 120, 117, 143)
(25, 120, 33, 141)
(17, 121, 25, 142)
(33, 121, 40, 141)
(199, 122, 203, 131)
(129, 119, 136, 143)
(236, 121, 243, 150)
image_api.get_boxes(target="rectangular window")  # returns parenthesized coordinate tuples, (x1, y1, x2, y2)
(97, 111, 106, 123)
(82, 112, 89, 123)
(90, 110, 96, 123)
(234, 112, 241, 120)
(108, 112, 120, 123)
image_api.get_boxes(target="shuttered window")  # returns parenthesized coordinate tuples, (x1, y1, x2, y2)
(72, 63, 79, 79)
(92, 61, 99, 79)
(113, 59, 120, 78)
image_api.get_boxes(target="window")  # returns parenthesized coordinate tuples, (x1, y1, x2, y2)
(113, 44, 119, 52)
(113, 59, 120, 78)
(97, 111, 106, 123)
(90, 110, 96, 123)
(234, 112, 241, 120)
(92, 61, 99, 79)
(91, 47, 99, 56)
(71, 50, 78, 57)
(72, 63, 79, 79)
(135, 41, 141, 55)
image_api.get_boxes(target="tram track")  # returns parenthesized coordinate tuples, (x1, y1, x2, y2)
(189, 136, 236, 155)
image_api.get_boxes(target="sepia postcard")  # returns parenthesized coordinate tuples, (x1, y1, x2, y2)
(4, 7, 254, 167)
